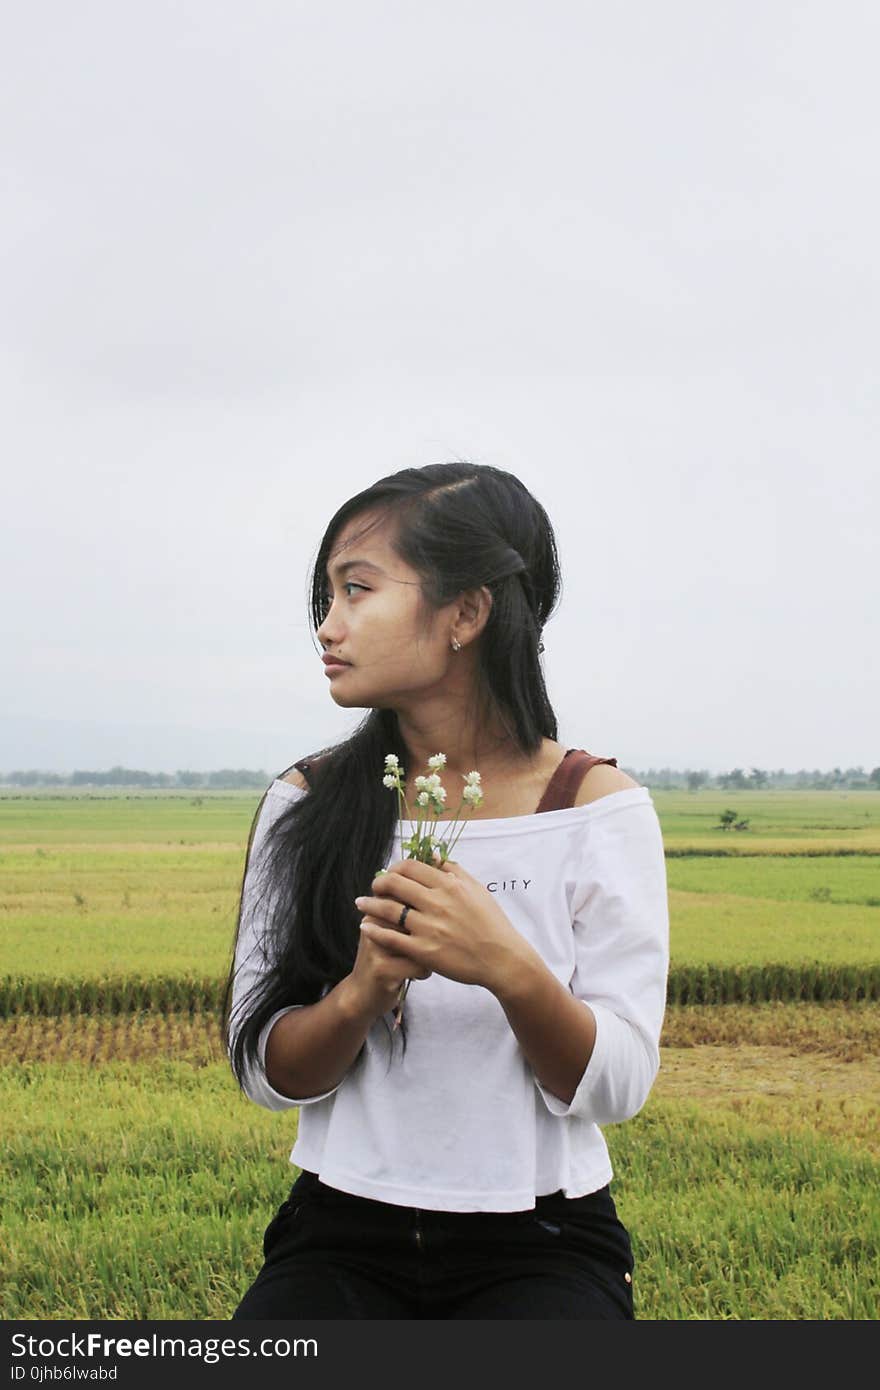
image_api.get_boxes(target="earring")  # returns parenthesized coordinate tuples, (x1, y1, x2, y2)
(451, 636, 462, 652)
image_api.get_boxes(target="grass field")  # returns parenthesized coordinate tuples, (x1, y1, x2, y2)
(1, 787, 878, 1319)
(2, 1044, 876, 1320)
(2, 789, 878, 981)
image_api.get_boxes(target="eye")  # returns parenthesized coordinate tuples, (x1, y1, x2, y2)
(318, 582, 368, 617)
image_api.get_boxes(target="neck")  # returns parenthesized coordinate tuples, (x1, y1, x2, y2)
(393, 695, 533, 785)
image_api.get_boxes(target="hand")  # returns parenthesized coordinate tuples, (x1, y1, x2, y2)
(354, 857, 529, 993)
(348, 904, 434, 1023)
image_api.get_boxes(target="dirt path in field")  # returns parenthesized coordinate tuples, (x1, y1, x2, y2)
(656, 1045, 880, 1100)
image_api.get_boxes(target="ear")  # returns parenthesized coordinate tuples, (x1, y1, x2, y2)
(455, 586, 493, 646)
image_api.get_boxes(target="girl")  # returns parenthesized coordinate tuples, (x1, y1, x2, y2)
(224, 461, 669, 1319)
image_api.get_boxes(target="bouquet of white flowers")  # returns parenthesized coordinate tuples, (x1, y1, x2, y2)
(379, 752, 483, 1028)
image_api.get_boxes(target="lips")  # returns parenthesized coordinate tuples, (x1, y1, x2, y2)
(322, 656, 351, 670)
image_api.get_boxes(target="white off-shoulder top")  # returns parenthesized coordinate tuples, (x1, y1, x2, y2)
(227, 777, 669, 1213)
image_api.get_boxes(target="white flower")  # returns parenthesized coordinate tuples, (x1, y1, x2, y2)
(382, 774, 398, 789)
(414, 775, 429, 790)
(427, 753, 447, 770)
(426, 772, 443, 790)
(416, 791, 430, 806)
(463, 784, 483, 805)
(464, 770, 481, 785)
(384, 754, 399, 768)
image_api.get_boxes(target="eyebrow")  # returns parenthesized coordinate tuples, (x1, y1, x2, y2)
(324, 558, 386, 582)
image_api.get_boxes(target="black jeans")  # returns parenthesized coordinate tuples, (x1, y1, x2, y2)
(232, 1169, 635, 1319)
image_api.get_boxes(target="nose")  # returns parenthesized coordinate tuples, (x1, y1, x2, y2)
(316, 600, 344, 651)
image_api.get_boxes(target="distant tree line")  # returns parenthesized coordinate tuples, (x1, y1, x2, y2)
(0, 766, 269, 789)
(629, 766, 880, 791)
(1, 764, 879, 790)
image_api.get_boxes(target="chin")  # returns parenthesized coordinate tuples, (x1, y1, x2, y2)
(328, 686, 365, 708)
(328, 680, 392, 711)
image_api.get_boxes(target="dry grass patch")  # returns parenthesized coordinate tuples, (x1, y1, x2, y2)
(661, 1001, 880, 1058)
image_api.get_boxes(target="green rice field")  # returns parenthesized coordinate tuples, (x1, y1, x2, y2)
(1, 786, 878, 1319)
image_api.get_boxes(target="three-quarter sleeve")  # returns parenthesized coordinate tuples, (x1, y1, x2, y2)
(227, 784, 343, 1112)
(534, 793, 670, 1125)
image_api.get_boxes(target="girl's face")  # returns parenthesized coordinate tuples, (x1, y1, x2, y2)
(315, 512, 457, 711)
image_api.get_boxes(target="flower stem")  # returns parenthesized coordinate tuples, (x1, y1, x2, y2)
(445, 798, 470, 855)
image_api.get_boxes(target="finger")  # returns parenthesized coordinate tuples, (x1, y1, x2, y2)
(358, 918, 412, 959)
(380, 859, 447, 888)
(356, 895, 420, 931)
(360, 921, 426, 964)
(367, 871, 433, 911)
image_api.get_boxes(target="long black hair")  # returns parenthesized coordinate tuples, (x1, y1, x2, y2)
(222, 461, 563, 1090)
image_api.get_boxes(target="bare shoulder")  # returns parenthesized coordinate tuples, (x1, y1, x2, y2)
(278, 767, 310, 790)
(574, 761, 641, 806)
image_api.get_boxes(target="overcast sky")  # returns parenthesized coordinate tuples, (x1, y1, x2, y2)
(2, 2, 877, 776)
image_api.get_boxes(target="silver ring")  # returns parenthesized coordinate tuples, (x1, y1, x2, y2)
(398, 904, 411, 931)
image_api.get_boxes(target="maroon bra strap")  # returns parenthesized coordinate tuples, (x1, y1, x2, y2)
(535, 748, 618, 814)
(290, 755, 326, 786)
(272, 755, 327, 786)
